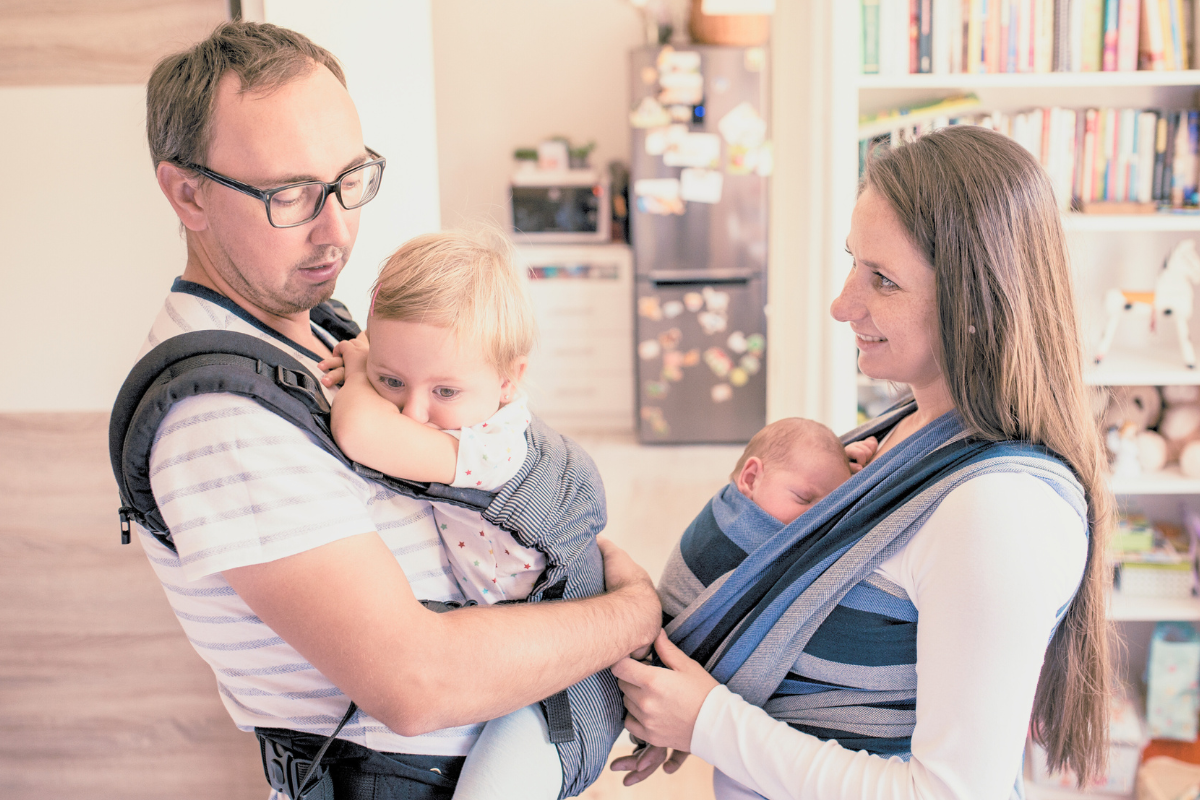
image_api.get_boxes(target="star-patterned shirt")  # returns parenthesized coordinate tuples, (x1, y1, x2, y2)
(439, 395, 546, 604)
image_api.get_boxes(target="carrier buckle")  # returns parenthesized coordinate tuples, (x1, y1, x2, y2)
(118, 506, 136, 545)
(275, 365, 320, 404)
(261, 736, 326, 800)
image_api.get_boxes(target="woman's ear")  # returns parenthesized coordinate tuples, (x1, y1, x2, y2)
(736, 457, 765, 499)
(156, 161, 208, 232)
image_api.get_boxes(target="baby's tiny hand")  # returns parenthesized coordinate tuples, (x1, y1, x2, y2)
(845, 436, 878, 474)
(319, 354, 345, 388)
(333, 333, 371, 375)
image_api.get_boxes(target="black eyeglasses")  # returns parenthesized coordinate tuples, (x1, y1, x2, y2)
(184, 147, 386, 228)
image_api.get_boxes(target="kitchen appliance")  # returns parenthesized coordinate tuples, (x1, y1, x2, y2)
(509, 168, 611, 244)
(631, 44, 769, 444)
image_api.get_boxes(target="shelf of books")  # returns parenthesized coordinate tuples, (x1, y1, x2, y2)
(860, 69, 1200, 89)
(1062, 211, 1200, 230)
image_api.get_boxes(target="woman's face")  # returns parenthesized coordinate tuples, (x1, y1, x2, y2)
(831, 188, 946, 397)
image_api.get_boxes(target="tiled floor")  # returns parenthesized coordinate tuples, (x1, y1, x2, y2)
(0, 414, 737, 799)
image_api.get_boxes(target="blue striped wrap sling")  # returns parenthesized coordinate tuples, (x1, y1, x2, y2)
(657, 401, 1089, 758)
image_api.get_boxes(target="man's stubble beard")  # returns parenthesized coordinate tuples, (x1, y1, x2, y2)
(214, 236, 346, 316)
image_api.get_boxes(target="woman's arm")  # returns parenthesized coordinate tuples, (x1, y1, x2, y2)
(616, 473, 1087, 799)
(329, 336, 458, 482)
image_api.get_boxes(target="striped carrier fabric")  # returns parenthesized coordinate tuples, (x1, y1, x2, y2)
(657, 403, 1089, 762)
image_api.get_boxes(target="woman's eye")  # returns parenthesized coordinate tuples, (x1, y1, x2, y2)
(378, 376, 403, 390)
(435, 387, 460, 399)
(873, 272, 897, 290)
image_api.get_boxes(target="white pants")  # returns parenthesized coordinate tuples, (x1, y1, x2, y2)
(452, 703, 562, 800)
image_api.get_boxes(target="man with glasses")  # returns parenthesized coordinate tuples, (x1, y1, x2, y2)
(137, 21, 658, 797)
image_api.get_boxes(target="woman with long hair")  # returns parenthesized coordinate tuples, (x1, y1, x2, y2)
(611, 125, 1113, 799)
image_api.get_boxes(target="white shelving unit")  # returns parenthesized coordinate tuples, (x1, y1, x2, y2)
(819, 6, 1200, 798)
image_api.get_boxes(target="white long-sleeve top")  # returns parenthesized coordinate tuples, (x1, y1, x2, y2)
(690, 472, 1088, 800)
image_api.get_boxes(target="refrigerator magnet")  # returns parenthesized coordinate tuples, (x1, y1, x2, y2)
(633, 178, 685, 215)
(718, 102, 767, 149)
(704, 347, 733, 377)
(680, 168, 724, 204)
(683, 292, 705, 313)
(682, 349, 701, 367)
(746, 333, 766, 355)
(729, 368, 749, 388)
(662, 365, 684, 383)
(630, 97, 671, 128)
(663, 350, 685, 369)
(711, 384, 734, 403)
(638, 296, 663, 321)
(658, 328, 683, 350)
(698, 311, 728, 335)
(638, 340, 662, 360)
(662, 300, 685, 319)
(739, 354, 761, 375)
(663, 132, 721, 168)
(645, 381, 669, 400)
(702, 286, 730, 312)
(727, 331, 748, 353)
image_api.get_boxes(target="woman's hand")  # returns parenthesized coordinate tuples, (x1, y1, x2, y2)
(609, 743, 691, 786)
(612, 630, 719, 754)
(845, 436, 878, 473)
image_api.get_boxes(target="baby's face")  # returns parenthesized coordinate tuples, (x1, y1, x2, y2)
(366, 318, 511, 430)
(739, 451, 851, 525)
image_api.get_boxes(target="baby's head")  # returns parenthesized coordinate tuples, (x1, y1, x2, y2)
(366, 229, 535, 430)
(731, 418, 852, 525)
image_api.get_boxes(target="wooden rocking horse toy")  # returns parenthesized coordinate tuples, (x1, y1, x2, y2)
(1095, 239, 1200, 369)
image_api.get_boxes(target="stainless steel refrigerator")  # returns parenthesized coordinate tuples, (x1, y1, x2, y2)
(630, 44, 769, 444)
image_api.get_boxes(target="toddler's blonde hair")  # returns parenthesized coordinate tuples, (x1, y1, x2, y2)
(730, 418, 850, 482)
(369, 229, 536, 380)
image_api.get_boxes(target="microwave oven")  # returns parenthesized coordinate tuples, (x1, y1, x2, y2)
(509, 168, 611, 244)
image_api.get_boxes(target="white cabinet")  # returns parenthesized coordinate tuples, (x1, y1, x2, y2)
(515, 243, 634, 433)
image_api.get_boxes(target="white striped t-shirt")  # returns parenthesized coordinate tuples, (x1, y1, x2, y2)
(135, 279, 480, 757)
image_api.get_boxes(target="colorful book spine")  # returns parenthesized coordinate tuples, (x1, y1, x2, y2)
(950, 0, 965, 71)
(1167, 0, 1184, 69)
(1081, 0, 1105, 70)
(1053, 0, 1070, 70)
(1010, 0, 1022, 69)
(1037, 0, 1057, 70)
(1101, 0, 1120, 70)
(1164, 111, 1180, 204)
(1153, 114, 1168, 201)
(1116, 0, 1141, 70)
(987, 0, 1002, 70)
(920, 0, 934, 71)
(911, 0, 921, 72)
(1172, 110, 1190, 206)
(1069, 0, 1086, 70)
(969, 0, 984, 70)
(1141, 0, 1167, 69)
(1082, 108, 1098, 201)
(1188, 112, 1199, 204)
(1159, 0, 1177, 68)
(1138, 111, 1159, 203)
(864, 0, 882, 73)
(933, 0, 952, 72)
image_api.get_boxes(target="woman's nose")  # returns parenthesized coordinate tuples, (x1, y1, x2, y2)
(830, 274, 862, 323)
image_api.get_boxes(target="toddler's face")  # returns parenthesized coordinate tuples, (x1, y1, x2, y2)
(365, 318, 514, 430)
(738, 450, 851, 525)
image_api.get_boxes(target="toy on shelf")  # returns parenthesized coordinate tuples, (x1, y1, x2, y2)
(1095, 239, 1200, 370)
(1101, 385, 1167, 475)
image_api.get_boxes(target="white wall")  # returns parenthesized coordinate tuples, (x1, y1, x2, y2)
(431, 0, 646, 228)
(2, 1, 440, 412)
(264, 0, 441, 322)
(1, 85, 187, 412)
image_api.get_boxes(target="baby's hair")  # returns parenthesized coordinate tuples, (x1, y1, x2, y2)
(730, 418, 850, 482)
(369, 228, 536, 380)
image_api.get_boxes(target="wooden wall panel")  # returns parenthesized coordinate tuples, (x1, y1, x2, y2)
(0, 0, 230, 86)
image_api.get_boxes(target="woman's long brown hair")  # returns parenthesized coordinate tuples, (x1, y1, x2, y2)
(865, 126, 1113, 783)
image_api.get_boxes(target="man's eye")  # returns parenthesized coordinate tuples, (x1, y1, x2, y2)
(435, 387, 460, 399)
(378, 376, 403, 390)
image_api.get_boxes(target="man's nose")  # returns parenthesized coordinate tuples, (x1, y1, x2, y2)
(401, 393, 429, 424)
(311, 194, 354, 248)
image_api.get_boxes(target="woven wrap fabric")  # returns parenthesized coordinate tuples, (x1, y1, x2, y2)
(658, 407, 1089, 758)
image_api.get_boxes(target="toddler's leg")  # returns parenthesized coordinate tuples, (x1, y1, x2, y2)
(452, 703, 562, 800)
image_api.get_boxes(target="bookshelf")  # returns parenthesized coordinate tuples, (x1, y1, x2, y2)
(819, 4, 1200, 797)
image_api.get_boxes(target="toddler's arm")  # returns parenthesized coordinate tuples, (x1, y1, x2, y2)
(329, 335, 458, 483)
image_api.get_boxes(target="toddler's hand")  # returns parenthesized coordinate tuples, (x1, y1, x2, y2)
(319, 353, 345, 388)
(845, 436, 878, 473)
(334, 334, 370, 374)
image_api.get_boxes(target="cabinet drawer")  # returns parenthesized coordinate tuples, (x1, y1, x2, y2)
(530, 338, 631, 374)
(526, 367, 633, 414)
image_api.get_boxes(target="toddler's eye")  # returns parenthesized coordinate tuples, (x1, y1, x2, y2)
(435, 387, 460, 399)
(378, 376, 404, 390)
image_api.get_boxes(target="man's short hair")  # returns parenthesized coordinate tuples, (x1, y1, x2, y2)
(730, 418, 849, 481)
(369, 229, 537, 381)
(146, 21, 345, 169)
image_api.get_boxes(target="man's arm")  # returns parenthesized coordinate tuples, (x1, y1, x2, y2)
(224, 534, 660, 736)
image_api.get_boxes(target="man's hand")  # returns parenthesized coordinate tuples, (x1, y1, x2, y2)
(845, 436, 878, 473)
(597, 537, 661, 656)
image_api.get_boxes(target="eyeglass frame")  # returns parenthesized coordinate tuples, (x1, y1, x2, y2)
(181, 147, 386, 228)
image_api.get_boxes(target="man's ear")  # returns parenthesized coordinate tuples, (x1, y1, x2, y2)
(736, 456, 765, 499)
(156, 161, 208, 232)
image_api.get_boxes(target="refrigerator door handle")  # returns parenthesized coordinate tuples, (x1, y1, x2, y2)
(645, 270, 756, 286)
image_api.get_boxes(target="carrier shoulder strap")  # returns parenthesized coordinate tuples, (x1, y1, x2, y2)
(109, 328, 358, 552)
